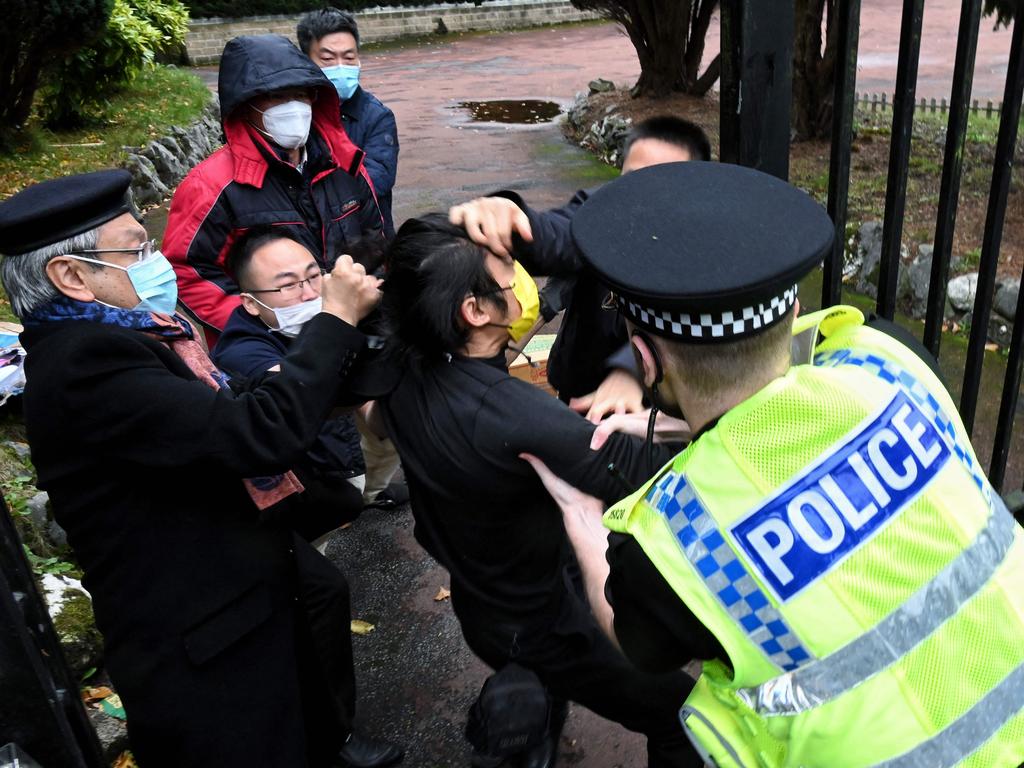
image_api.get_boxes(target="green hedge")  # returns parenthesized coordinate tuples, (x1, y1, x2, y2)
(186, 0, 481, 18)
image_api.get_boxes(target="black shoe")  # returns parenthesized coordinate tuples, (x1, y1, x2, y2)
(334, 732, 404, 768)
(520, 699, 566, 768)
(519, 735, 557, 768)
(363, 481, 410, 510)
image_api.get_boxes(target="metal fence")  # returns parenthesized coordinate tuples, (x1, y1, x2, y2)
(819, 0, 1024, 494)
(721, 0, 1023, 495)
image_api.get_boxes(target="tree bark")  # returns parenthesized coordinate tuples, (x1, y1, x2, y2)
(792, 0, 837, 140)
(572, 0, 720, 98)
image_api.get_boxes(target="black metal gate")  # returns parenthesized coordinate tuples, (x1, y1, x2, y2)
(721, 0, 1024, 497)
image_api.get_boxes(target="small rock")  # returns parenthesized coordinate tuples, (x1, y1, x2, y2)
(988, 316, 1013, 348)
(52, 587, 103, 679)
(994, 278, 1020, 322)
(588, 78, 615, 94)
(948, 272, 979, 312)
(88, 708, 130, 762)
(26, 491, 48, 530)
(47, 518, 68, 549)
(125, 154, 169, 207)
(4, 440, 31, 460)
(918, 243, 934, 260)
(142, 140, 187, 186)
(854, 221, 883, 295)
(904, 249, 933, 318)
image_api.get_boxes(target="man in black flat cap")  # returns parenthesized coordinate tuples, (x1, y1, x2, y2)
(0, 170, 402, 768)
(523, 162, 1024, 767)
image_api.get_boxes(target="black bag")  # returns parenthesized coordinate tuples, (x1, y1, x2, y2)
(465, 663, 552, 759)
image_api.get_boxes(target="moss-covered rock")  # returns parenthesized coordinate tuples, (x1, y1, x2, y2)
(52, 587, 103, 679)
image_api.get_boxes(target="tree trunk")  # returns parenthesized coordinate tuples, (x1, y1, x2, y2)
(792, 0, 837, 140)
(571, 0, 721, 98)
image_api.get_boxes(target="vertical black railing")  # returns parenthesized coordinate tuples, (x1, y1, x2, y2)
(922, 0, 983, 358)
(821, 0, 861, 309)
(981, 12, 1024, 489)
(959, 10, 1024, 440)
(0, 498, 105, 766)
(718, 0, 794, 180)
(876, 0, 925, 319)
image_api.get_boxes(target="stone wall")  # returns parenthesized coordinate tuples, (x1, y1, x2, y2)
(186, 0, 601, 64)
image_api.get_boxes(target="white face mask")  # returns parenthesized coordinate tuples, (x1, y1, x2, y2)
(248, 295, 322, 337)
(254, 100, 312, 150)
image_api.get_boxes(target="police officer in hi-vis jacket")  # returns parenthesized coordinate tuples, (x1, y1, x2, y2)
(523, 162, 1024, 768)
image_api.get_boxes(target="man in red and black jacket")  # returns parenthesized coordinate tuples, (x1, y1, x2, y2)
(164, 33, 385, 347)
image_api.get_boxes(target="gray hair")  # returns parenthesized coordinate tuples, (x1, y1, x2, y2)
(0, 228, 100, 318)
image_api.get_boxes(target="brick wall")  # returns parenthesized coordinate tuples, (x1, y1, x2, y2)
(186, 0, 601, 64)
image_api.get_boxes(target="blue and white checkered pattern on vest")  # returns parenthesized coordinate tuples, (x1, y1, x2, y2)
(646, 472, 813, 672)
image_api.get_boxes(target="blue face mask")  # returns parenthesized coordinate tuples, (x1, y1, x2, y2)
(68, 249, 179, 315)
(322, 64, 360, 101)
(125, 250, 179, 314)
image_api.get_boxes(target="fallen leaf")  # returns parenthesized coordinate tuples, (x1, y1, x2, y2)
(112, 751, 138, 768)
(985, 342, 998, 352)
(434, 586, 451, 602)
(350, 619, 375, 635)
(81, 686, 113, 704)
(101, 694, 126, 720)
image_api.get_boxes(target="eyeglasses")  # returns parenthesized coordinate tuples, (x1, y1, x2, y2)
(67, 239, 157, 264)
(476, 280, 516, 297)
(247, 270, 326, 298)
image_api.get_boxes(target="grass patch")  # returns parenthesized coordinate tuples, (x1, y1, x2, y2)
(0, 66, 210, 200)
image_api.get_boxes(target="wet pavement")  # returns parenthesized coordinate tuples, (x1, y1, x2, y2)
(173, 13, 1020, 766)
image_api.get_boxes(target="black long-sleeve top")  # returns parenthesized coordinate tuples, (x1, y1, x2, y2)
(380, 350, 675, 626)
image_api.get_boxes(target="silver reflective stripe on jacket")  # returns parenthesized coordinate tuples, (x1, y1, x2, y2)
(679, 706, 750, 768)
(874, 660, 1024, 768)
(736, 500, 1017, 715)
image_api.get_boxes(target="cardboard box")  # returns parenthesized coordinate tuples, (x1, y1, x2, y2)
(508, 333, 557, 396)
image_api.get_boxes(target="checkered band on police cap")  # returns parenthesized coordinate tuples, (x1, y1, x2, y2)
(619, 284, 799, 342)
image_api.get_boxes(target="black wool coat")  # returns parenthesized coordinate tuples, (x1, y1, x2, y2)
(20, 314, 364, 768)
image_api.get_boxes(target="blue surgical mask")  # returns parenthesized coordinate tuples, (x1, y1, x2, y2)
(68, 250, 179, 315)
(322, 64, 360, 101)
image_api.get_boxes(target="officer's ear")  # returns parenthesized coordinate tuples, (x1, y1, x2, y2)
(631, 331, 663, 388)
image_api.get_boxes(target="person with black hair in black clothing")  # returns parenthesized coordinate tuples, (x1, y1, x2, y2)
(449, 116, 712, 425)
(369, 214, 703, 768)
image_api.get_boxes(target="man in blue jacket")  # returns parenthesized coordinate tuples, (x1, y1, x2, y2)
(299, 8, 400, 236)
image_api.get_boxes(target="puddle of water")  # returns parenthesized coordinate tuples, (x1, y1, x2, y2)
(457, 99, 562, 124)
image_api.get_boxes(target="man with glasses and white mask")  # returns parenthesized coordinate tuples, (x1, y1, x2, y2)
(0, 169, 401, 767)
(164, 33, 385, 349)
(214, 226, 385, 548)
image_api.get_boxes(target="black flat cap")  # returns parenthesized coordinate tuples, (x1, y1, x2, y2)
(0, 169, 132, 256)
(571, 162, 834, 343)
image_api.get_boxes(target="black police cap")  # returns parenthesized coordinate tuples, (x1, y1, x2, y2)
(0, 170, 133, 256)
(571, 162, 834, 343)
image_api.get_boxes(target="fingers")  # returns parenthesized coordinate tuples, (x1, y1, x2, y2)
(448, 198, 533, 258)
(589, 422, 613, 451)
(568, 393, 595, 414)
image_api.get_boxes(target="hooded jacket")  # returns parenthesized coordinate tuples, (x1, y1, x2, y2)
(164, 34, 384, 346)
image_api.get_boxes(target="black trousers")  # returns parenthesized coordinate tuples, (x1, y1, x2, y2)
(293, 534, 358, 766)
(454, 565, 702, 768)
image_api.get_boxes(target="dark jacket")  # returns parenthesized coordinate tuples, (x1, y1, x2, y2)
(213, 307, 365, 540)
(342, 86, 399, 237)
(164, 34, 384, 346)
(21, 313, 365, 767)
(380, 352, 673, 625)
(496, 189, 633, 401)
